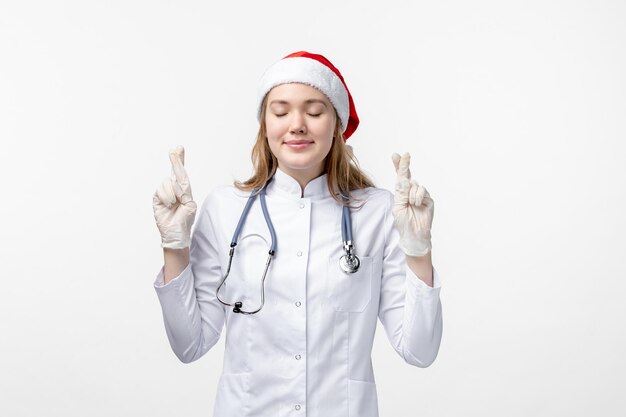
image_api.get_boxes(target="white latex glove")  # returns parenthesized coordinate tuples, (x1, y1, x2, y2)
(391, 152, 434, 256)
(152, 145, 197, 249)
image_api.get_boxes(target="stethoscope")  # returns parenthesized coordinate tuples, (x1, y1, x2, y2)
(216, 176, 360, 315)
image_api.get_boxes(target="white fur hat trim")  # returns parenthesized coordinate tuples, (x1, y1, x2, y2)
(256, 56, 349, 132)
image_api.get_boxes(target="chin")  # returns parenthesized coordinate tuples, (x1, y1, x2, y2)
(280, 159, 324, 173)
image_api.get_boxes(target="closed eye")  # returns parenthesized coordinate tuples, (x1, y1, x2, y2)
(272, 112, 321, 117)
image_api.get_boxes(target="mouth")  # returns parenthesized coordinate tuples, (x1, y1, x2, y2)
(284, 139, 313, 150)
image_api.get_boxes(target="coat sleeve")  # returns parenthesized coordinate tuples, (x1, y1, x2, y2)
(153, 192, 226, 363)
(377, 191, 443, 367)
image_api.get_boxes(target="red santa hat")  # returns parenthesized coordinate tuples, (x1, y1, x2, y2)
(256, 51, 359, 141)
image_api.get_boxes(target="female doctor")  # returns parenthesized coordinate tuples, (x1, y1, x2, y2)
(152, 51, 443, 417)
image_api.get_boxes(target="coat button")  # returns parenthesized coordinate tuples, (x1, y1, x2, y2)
(295, 405, 301, 410)
(295, 354, 301, 360)
(297, 251, 302, 256)
(295, 301, 301, 307)
(299, 203, 305, 209)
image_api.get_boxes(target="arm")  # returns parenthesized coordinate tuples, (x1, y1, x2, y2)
(378, 192, 443, 368)
(153, 193, 226, 363)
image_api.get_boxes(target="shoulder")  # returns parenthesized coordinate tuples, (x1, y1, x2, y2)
(351, 186, 394, 211)
(199, 185, 252, 214)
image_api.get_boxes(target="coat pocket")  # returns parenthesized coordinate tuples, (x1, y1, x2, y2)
(327, 255, 373, 312)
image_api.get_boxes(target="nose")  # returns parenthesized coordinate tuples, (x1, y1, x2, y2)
(289, 112, 307, 135)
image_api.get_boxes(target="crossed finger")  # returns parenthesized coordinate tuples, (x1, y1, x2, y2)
(392, 152, 412, 181)
(169, 145, 188, 185)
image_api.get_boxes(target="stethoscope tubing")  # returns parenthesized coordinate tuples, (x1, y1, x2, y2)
(230, 177, 277, 254)
(216, 176, 359, 315)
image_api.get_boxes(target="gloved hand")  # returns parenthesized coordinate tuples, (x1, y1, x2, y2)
(391, 152, 434, 256)
(153, 145, 197, 249)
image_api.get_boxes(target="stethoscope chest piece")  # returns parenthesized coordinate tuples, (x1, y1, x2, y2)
(339, 253, 361, 273)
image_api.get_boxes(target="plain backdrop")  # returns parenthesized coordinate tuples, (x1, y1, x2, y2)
(1, 0, 625, 416)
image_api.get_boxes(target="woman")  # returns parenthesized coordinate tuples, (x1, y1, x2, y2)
(152, 51, 442, 417)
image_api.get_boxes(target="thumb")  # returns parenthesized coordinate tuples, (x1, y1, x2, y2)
(171, 176, 193, 205)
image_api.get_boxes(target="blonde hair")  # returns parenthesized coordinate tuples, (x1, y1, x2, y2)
(234, 94, 375, 208)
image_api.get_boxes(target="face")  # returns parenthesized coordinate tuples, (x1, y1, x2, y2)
(265, 83, 337, 182)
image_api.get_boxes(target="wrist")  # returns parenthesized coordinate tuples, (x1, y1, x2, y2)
(405, 251, 433, 286)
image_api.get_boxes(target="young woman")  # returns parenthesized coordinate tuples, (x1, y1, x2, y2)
(152, 51, 442, 417)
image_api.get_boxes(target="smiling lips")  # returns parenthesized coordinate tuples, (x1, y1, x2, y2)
(284, 140, 313, 149)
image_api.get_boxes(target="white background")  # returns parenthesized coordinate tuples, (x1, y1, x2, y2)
(1, 0, 625, 416)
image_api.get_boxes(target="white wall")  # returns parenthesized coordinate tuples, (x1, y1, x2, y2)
(1, 0, 624, 416)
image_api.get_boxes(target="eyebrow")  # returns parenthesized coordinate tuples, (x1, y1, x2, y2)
(269, 99, 328, 107)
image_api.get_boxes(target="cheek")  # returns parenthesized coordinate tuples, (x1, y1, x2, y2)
(265, 119, 287, 140)
(311, 117, 335, 136)
(325, 115, 337, 136)
(265, 129, 279, 150)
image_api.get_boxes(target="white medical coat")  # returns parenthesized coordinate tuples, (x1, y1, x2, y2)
(153, 167, 443, 417)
